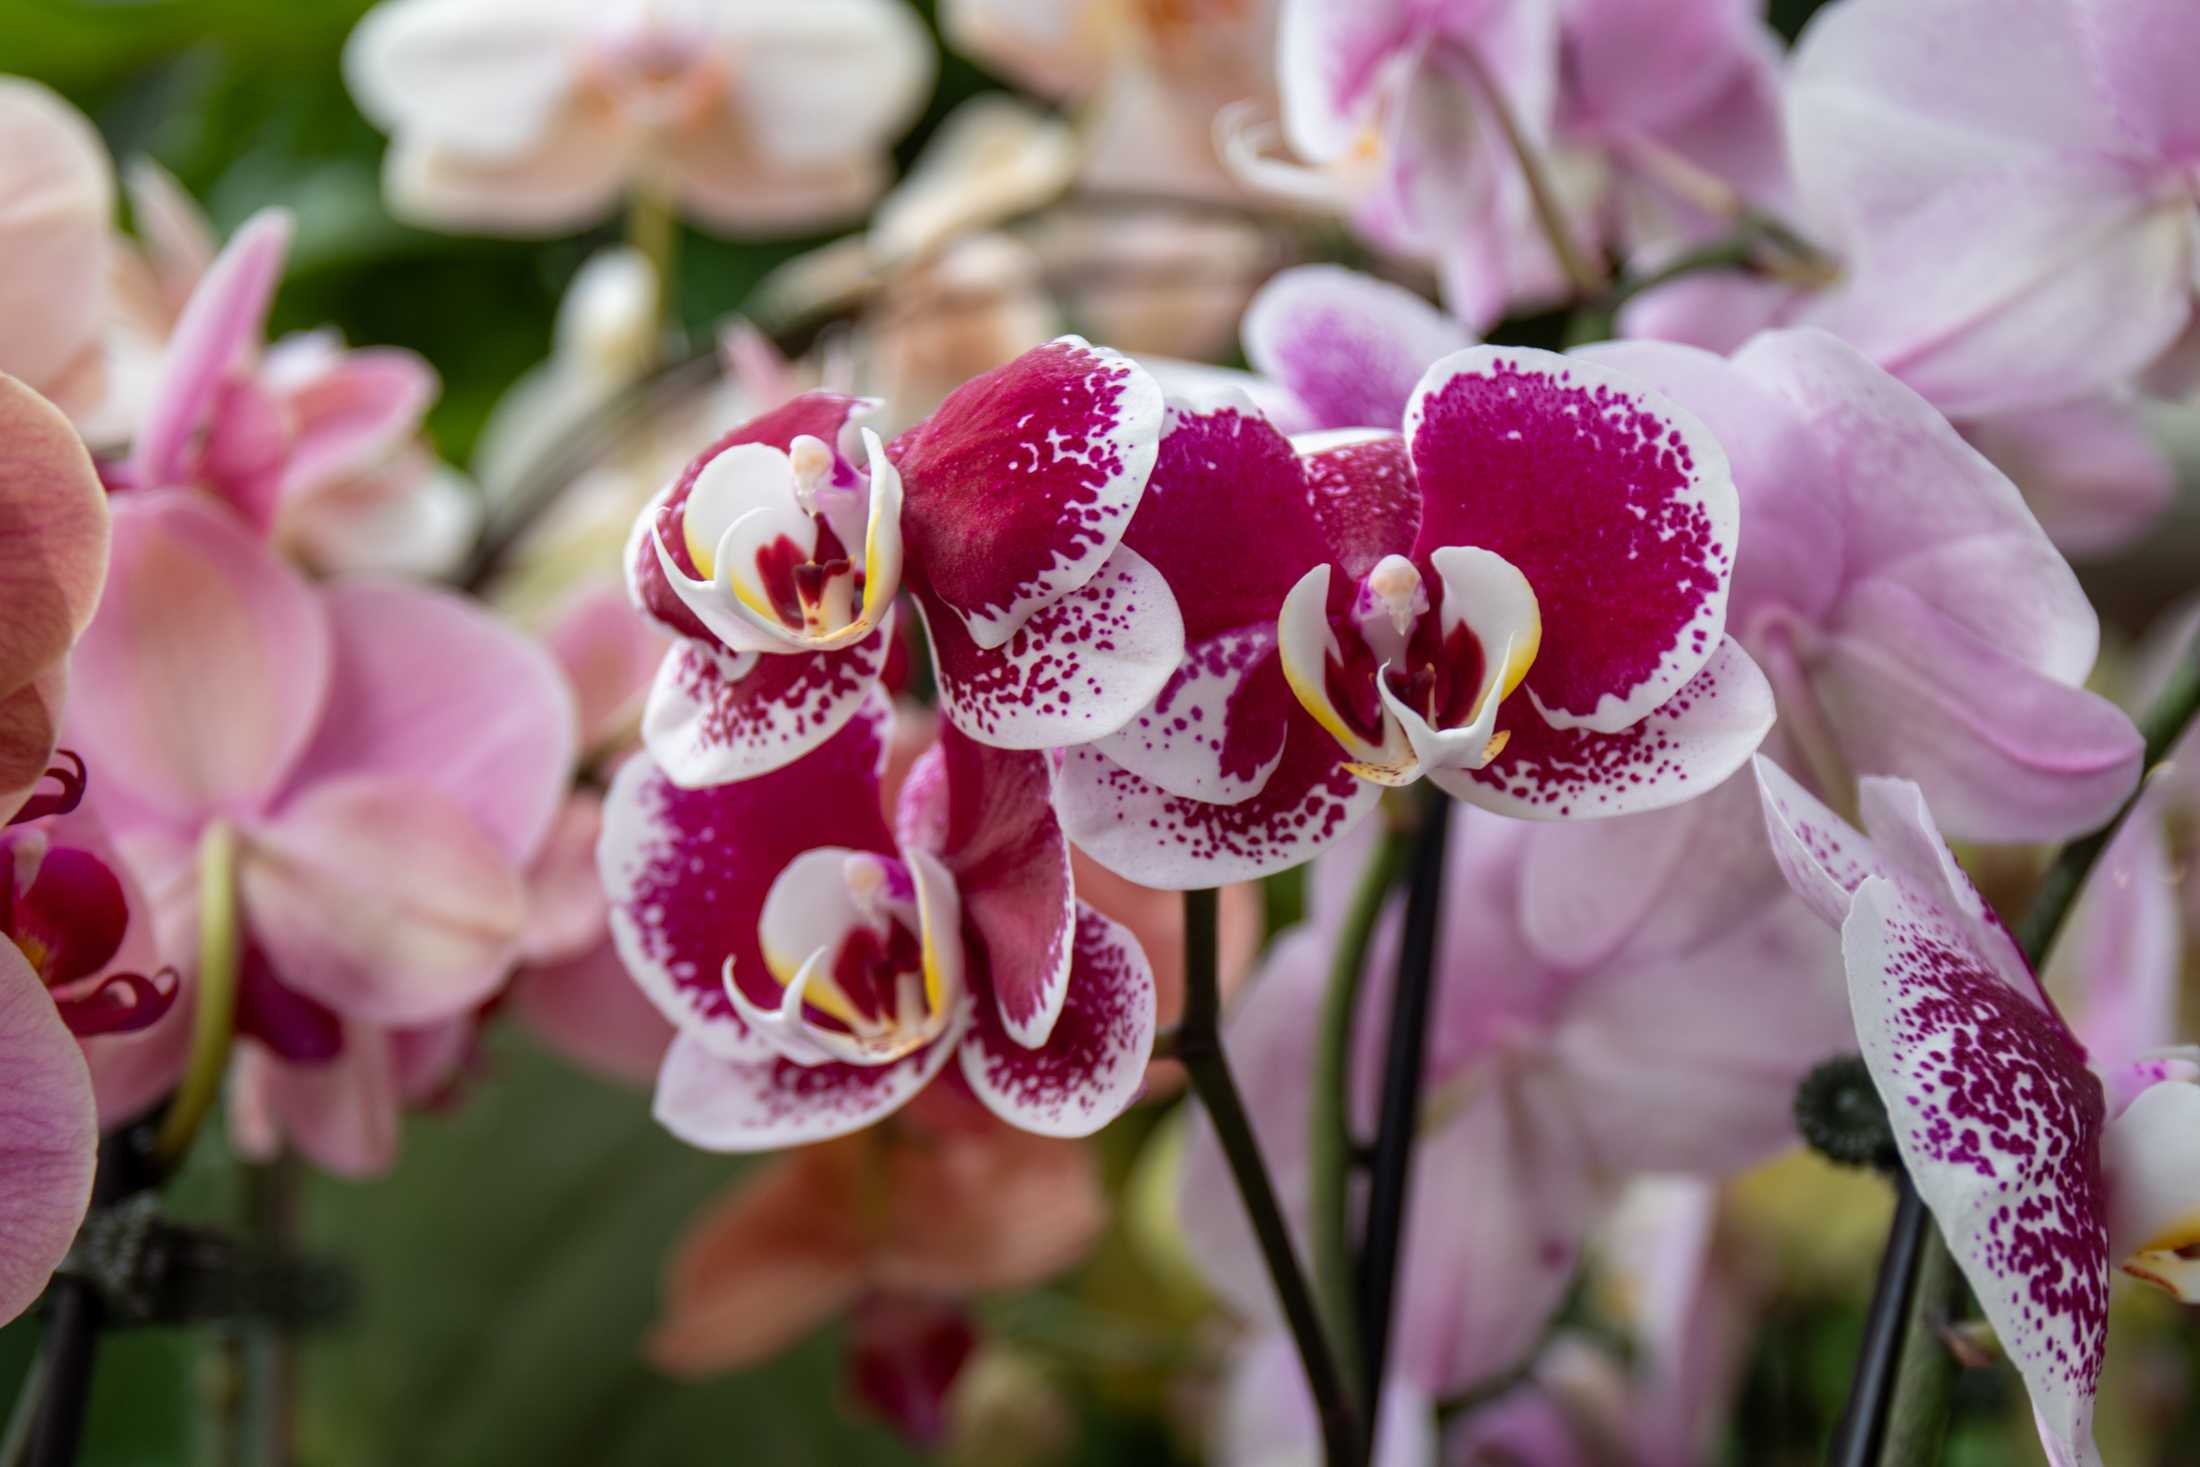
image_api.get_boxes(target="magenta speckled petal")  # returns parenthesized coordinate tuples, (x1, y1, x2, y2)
(1406, 347, 1737, 735)
(957, 903, 1154, 1138)
(1094, 628, 1287, 807)
(893, 337, 1162, 650)
(653, 1023, 958, 1152)
(1441, 636, 1772, 821)
(598, 698, 893, 1055)
(1296, 431, 1418, 580)
(921, 546, 1181, 750)
(640, 619, 892, 788)
(1844, 874, 2107, 1467)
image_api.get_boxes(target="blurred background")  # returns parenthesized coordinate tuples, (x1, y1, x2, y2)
(5, 0, 2198, 1463)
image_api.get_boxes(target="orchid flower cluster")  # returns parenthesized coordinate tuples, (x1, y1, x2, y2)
(2, 0, 2200, 1463)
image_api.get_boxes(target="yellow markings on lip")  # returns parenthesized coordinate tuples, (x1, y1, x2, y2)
(682, 515, 718, 582)
(1279, 639, 1362, 752)
(753, 944, 868, 1030)
(1499, 607, 1541, 702)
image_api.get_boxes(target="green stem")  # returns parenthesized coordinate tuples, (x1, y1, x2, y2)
(625, 183, 680, 349)
(1880, 1224, 1963, 1465)
(1308, 824, 1411, 1400)
(151, 821, 241, 1170)
(1454, 43, 1606, 300)
(242, 1158, 300, 1467)
(1178, 890, 1363, 1467)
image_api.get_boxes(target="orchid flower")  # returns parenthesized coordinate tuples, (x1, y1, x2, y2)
(647, 1094, 1104, 1377)
(1784, 0, 2200, 420)
(599, 694, 1158, 1149)
(343, 0, 933, 237)
(114, 205, 477, 578)
(1, 821, 176, 1047)
(1, 374, 109, 824)
(0, 79, 113, 421)
(1180, 782, 1850, 1446)
(1755, 757, 2200, 1467)
(0, 934, 94, 1328)
(1058, 346, 1772, 887)
(626, 338, 1184, 786)
(66, 492, 576, 1176)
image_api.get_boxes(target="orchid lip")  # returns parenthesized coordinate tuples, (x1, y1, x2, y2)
(8, 749, 87, 827)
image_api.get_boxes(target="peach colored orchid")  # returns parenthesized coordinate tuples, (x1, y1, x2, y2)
(0, 79, 113, 422)
(648, 1096, 1106, 1375)
(345, 0, 935, 238)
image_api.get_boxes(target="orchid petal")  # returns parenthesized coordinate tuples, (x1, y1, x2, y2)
(0, 938, 96, 1325)
(639, 619, 893, 788)
(1297, 430, 1419, 578)
(67, 491, 331, 820)
(895, 337, 1163, 649)
(342, 0, 588, 158)
(652, 1021, 958, 1152)
(1244, 266, 1473, 433)
(1095, 629, 1288, 806)
(230, 1027, 400, 1179)
(380, 126, 626, 236)
(923, 546, 1183, 750)
(719, 0, 935, 170)
(1217, 1336, 1436, 1467)
(0, 81, 113, 406)
(511, 940, 673, 1089)
(542, 584, 666, 752)
(273, 344, 437, 498)
(2100, 1079, 2200, 1302)
(599, 700, 893, 1055)
(1407, 347, 1736, 734)
(1963, 397, 2175, 558)
(958, 903, 1155, 1138)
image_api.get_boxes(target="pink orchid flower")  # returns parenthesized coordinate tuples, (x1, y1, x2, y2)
(1180, 782, 1849, 1445)
(65, 491, 575, 1176)
(0, 936, 94, 1328)
(1057, 347, 1772, 887)
(647, 1095, 1105, 1378)
(1755, 758, 2200, 1467)
(115, 205, 476, 579)
(599, 693, 1159, 1149)
(0, 80, 113, 422)
(1783, 0, 2200, 421)
(343, 0, 933, 237)
(626, 339, 1185, 787)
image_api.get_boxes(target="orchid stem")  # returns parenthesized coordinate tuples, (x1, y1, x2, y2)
(1354, 789, 1452, 1455)
(151, 821, 241, 1171)
(625, 183, 680, 352)
(1829, 1176, 1929, 1467)
(1456, 44, 1606, 300)
(241, 1157, 300, 1467)
(1309, 820, 1412, 1400)
(1840, 640, 2200, 1466)
(1177, 888, 1362, 1467)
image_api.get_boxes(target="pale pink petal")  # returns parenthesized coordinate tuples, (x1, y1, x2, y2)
(230, 1027, 401, 1179)
(380, 127, 627, 237)
(239, 774, 529, 1027)
(1217, 1336, 1436, 1467)
(2050, 816, 2181, 1086)
(519, 794, 608, 966)
(957, 903, 1154, 1138)
(286, 581, 576, 863)
(902, 728, 1075, 1049)
(2075, 0, 2200, 159)
(2099, 1079, 2200, 1301)
(1962, 398, 2175, 558)
(1278, 0, 1415, 160)
(1242, 266, 1472, 433)
(544, 584, 666, 751)
(66, 491, 330, 820)
(665, 132, 886, 237)
(640, 625, 891, 787)
(1843, 874, 2107, 1467)
(276, 455, 481, 580)
(921, 546, 1183, 750)
(1055, 714, 1382, 888)
(1561, 0, 1762, 135)
(276, 345, 437, 497)
(1407, 347, 1736, 734)
(893, 338, 1163, 650)
(598, 702, 892, 1053)
(721, 0, 934, 170)
(1441, 637, 1773, 820)
(0, 939, 97, 1325)
(511, 939, 672, 1088)
(653, 1025, 956, 1151)
(121, 160, 216, 312)
(0, 80, 113, 405)
(342, 0, 588, 157)
(128, 210, 291, 491)
(390, 1017, 476, 1104)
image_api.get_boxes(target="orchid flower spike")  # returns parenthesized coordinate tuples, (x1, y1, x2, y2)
(1060, 347, 1772, 888)
(627, 339, 1184, 787)
(1755, 756, 2200, 1467)
(599, 694, 1159, 1149)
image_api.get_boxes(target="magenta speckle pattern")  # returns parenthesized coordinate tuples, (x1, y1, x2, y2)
(1409, 355, 1730, 725)
(1109, 628, 1287, 797)
(655, 626, 889, 777)
(1301, 434, 1418, 579)
(929, 554, 1160, 742)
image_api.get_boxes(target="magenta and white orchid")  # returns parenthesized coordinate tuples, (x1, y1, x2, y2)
(1756, 757, 2200, 1467)
(1058, 345, 1771, 887)
(600, 695, 1157, 1149)
(627, 337, 1184, 787)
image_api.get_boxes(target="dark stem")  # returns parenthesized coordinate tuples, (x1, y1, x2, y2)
(1354, 790, 1453, 1448)
(21, 1282, 99, 1467)
(1827, 1176, 1929, 1467)
(1880, 1221, 1965, 1463)
(241, 1157, 301, 1467)
(1177, 889, 1362, 1467)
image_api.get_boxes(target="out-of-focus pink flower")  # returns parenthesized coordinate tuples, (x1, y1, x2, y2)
(0, 80, 113, 420)
(1756, 757, 2200, 1467)
(628, 342, 1184, 787)
(66, 492, 576, 1176)
(1058, 347, 1771, 888)
(602, 697, 1160, 1148)
(1183, 780, 1848, 1445)
(0, 936, 95, 1327)
(114, 206, 477, 579)
(647, 1100, 1105, 1375)
(344, 0, 934, 238)
(1784, 0, 2200, 420)
(0, 374, 109, 823)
